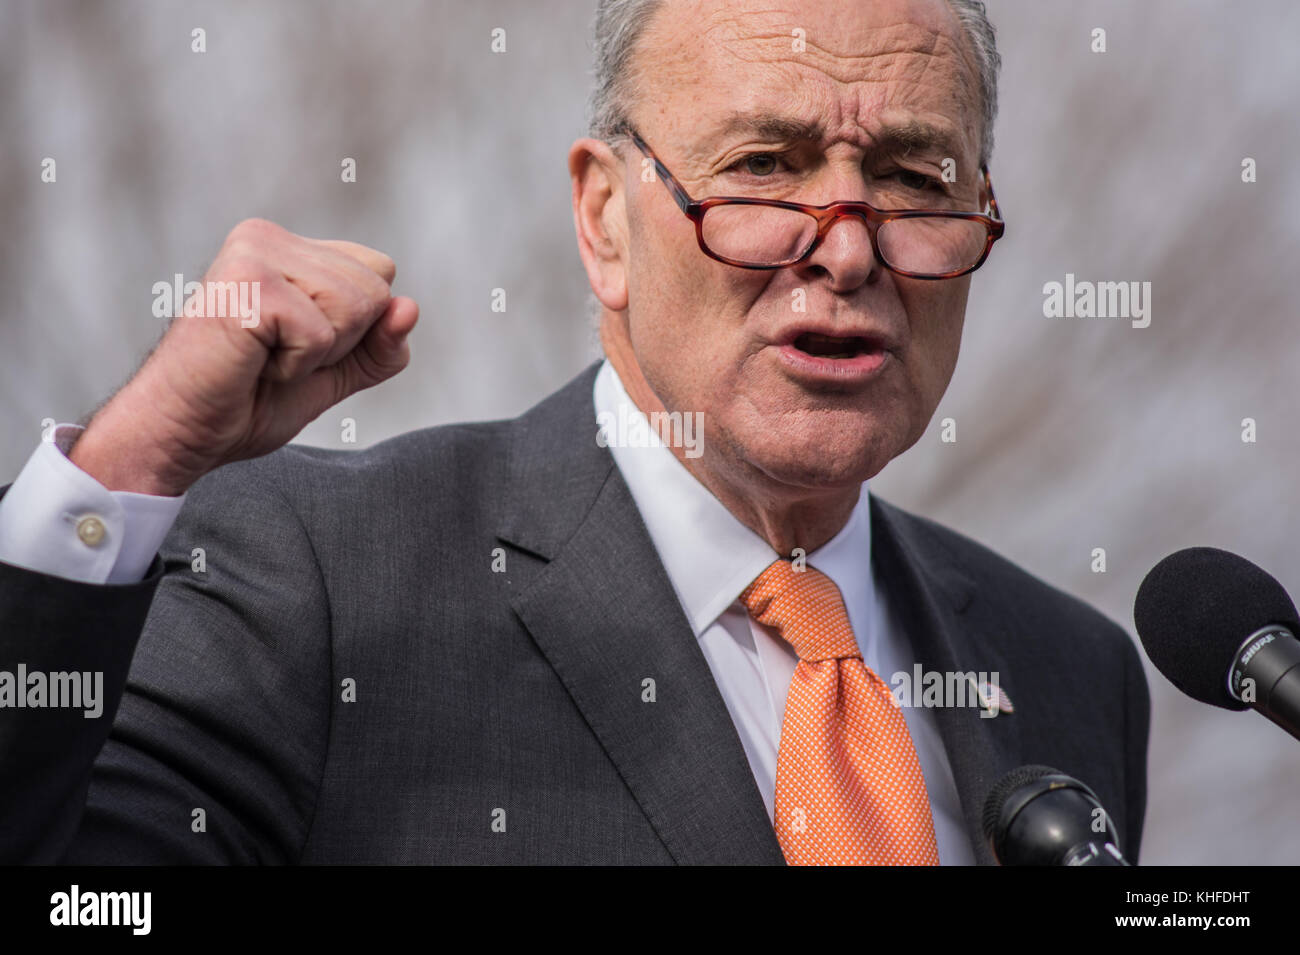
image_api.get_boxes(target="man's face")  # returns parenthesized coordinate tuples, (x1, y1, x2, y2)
(615, 0, 986, 495)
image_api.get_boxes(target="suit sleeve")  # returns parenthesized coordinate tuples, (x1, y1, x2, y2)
(0, 544, 162, 860)
(0, 457, 333, 864)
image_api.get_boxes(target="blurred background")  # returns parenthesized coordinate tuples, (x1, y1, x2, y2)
(2, 0, 1297, 864)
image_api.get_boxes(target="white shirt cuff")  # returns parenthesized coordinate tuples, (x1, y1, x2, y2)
(0, 424, 186, 584)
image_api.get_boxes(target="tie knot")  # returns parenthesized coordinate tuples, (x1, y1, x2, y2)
(739, 560, 861, 662)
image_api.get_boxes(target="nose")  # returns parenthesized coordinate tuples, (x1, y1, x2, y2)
(792, 209, 882, 292)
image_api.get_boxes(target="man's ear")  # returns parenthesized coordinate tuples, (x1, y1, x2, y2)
(569, 137, 629, 312)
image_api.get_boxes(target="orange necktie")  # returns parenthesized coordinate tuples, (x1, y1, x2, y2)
(740, 559, 940, 865)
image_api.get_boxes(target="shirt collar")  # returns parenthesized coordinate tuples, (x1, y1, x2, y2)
(593, 359, 874, 638)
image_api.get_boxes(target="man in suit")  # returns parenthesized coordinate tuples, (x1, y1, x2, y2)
(0, 0, 1148, 865)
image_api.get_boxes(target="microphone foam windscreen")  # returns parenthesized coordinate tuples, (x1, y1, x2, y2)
(981, 764, 1058, 841)
(1134, 546, 1300, 710)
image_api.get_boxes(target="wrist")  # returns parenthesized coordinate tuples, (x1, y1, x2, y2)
(68, 388, 212, 497)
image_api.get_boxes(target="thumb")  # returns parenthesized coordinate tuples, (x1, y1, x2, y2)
(337, 294, 419, 394)
(285, 296, 419, 421)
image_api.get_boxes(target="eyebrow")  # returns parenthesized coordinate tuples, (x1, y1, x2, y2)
(707, 110, 965, 159)
(710, 111, 823, 143)
(872, 119, 965, 158)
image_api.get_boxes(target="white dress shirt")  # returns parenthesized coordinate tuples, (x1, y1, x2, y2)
(594, 359, 975, 864)
(0, 425, 185, 584)
(0, 365, 975, 863)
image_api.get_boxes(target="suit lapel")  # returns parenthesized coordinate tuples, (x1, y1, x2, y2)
(498, 362, 785, 865)
(870, 495, 1022, 864)
(495, 362, 1018, 865)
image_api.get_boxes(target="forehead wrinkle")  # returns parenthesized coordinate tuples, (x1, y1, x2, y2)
(791, 28, 980, 136)
(695, 4, 960, 77)
(695, 71, 977, 169)
(701, 108, 962, 161)
(633, 0, 982, 166)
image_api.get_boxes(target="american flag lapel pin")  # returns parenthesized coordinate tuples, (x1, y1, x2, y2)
(971, 676, 1014, 716)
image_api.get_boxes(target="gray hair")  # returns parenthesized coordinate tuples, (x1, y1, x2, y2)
(587, 0, 1002, 167)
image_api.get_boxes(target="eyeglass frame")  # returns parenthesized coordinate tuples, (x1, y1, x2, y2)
(616, 124, 1006, 279)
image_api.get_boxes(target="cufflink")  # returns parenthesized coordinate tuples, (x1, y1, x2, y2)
(75, 514, 106, 547)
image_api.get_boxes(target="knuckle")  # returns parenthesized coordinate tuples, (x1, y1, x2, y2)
(223, 218, 282, 256)
(341, 281, 384, 323)
(213, 253, 275, 286)
(308, 320, 337, 354)
(361, 273, 391, 312)
(233, 217, 280, 238)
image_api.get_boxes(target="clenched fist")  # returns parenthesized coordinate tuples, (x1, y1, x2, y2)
(70, 219, 419, 496)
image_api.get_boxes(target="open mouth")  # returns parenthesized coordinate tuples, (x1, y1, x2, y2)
(791, 332, 881, 360)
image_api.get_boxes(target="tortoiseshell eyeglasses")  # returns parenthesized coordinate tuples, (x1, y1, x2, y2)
(618, 125, 1005, 280)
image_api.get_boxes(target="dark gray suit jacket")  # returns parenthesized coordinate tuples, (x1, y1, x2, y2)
(0, 360, 1149, 864)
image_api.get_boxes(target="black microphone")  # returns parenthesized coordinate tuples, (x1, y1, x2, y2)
(1134, 546, 1300, 741)
(982, 765, 1128, 865)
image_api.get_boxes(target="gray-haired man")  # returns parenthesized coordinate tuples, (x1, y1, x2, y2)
(0, 0, 1147, 865)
